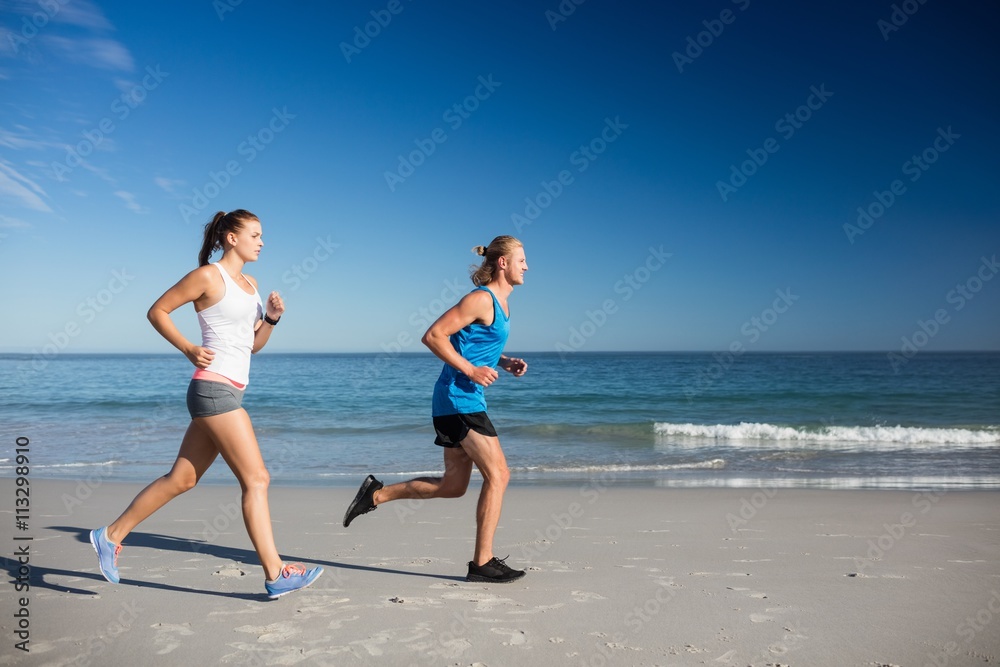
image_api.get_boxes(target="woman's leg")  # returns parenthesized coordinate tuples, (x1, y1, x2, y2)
(105, 420, 219, 545)
(195, 407, 283, 581)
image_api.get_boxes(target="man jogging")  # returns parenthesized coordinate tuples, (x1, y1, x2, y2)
(343, 235, 529, 583)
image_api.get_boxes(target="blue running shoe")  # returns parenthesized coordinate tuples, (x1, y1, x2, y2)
(90, 526, 121, 584)
(265, 563, 323, 599)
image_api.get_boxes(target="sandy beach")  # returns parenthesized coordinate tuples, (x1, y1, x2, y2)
(2, 478, 999, 666)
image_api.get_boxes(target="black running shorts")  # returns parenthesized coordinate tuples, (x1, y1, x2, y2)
(432, 412, 497, 448)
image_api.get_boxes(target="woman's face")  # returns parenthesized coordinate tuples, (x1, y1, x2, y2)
(227, 219, 263, 262)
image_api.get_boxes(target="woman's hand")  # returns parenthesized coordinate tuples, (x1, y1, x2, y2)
(265, 291, 285, 320)
(185, 345, 216, 369)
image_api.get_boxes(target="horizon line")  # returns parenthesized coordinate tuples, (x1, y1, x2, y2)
(2, 349, 999, 356)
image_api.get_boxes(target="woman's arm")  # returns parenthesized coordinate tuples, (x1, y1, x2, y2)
(147, 266, 217, 368)
(252, 286, 284, 353)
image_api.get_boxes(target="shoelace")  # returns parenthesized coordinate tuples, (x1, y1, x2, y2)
(280, 562, 308, 578)
(479, 555, 512, 571)
(113, 543, 122, 567)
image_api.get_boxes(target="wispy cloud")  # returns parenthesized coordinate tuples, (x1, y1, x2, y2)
(114, 190, 147, 214)
(0, 213, 32, 228)
(1, 0, 136, 215)
(41, 35, 134, 71)
(154, 176, 185, 196)
(51, 0, 115, 31)
(0, 125, 60, 151)
(75, 158, 117, 185)
(0, 160, 51, 212)
(2, 0, 133, 70)
(0, 28, 18, 57)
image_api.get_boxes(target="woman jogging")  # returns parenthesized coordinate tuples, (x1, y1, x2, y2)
(343, 235, 529, 583)
(90, 209, 323, 599)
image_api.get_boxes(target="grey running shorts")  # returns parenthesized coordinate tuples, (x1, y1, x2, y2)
(186, 379, 245, 418)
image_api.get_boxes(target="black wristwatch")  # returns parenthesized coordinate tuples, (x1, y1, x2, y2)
(263, 313, 281, 326)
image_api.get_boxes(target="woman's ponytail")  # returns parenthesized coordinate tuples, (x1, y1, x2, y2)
(199, 211, 227, 266)
(198, 209, 258, 266)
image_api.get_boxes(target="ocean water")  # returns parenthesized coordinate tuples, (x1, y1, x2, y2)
(2, 352, 998, 489)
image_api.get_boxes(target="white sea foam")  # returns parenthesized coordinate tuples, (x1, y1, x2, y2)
(652, 475, 1000, 490)
(654, 422, 1000, 447)
(0, 460, 120, 469)
(316, 460, 727, 477)
(518, 459, 726, 474)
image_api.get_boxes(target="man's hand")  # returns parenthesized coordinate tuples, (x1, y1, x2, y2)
(468, 365, 500, 387)
(502, 356, 528, 377)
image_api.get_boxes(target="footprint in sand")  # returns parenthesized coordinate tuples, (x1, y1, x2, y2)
(491, 628, 527, 646)
(234, 621, 300, 643)
(150, 622, 195, 655)
(726, 586, 768, 599)
(750, 613, 773, 623)
(571, 590, 607, 602)
(441, 591, 515, 612)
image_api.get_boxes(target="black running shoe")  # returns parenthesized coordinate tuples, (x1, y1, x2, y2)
(466, 556, 526, 583)
(343, 474, 383, 527)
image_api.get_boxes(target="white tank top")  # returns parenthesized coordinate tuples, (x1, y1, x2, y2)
(197, 263, 263, 385)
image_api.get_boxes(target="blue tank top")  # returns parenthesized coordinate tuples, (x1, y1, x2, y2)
(432, 287, 510, 416)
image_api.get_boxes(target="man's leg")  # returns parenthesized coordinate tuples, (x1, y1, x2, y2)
(375, 447, 474, 503)
(453, 430, 510, 566)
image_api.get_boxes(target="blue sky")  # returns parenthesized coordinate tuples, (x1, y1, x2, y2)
(2, 0, 998, 355)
